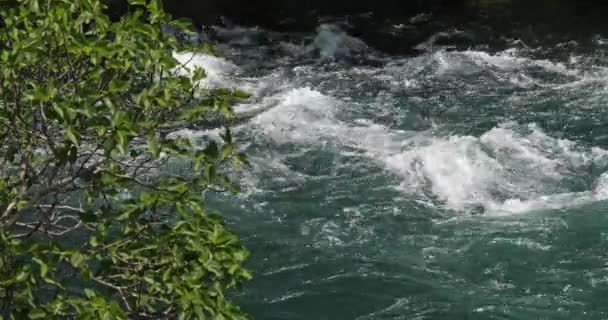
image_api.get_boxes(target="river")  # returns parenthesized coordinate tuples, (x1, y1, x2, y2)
(169, 5, 608, 318)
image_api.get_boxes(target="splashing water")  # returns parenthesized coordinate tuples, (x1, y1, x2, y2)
(172, 24, 608, 319)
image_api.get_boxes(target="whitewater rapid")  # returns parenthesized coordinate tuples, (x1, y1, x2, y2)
(165, 22, 608, 319)
(172, 24, 608, 217)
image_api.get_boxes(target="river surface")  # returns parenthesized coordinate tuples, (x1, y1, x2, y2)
(172, 12, 608, 319)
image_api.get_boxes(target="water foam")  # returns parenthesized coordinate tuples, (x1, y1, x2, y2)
(429, 49, 579, 79)
(248, 87, 411, 152)
(245, 84, 608, 214)
(307, 24, 370, 60)
(382, 123, 608, 213)
(173, 51, 241, 90)
(249, 87, 338, 144)
(173, 31, 608, 215)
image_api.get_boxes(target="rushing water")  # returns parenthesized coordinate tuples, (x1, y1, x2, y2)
(173, 17, 608, 319)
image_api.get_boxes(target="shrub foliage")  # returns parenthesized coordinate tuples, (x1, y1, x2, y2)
(0, 0, 251, 318)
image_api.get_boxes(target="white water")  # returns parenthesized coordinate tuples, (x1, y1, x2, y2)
(383, 123, 608, 213)
(309, 24, 371, 60)
(173, 51, 241, 89)
(171, 26, 608, 216)
(175, 22, 608, 320)
(249, 85, 608, 213)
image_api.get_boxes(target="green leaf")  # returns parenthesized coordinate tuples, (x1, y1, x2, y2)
(221, 143, 234, 159)
(205, 164, 216, 181)
(192, 66, 206, 82)
(15, 268, 30, 282)
(28, 308, 46, 319)
(232, 90, 251, 100)
(170, 18, 194, 31)
(109, 80, 130, 92)
(29, 0, 40, 13)
(127, 0, 147, 6)
(116, 130, 127, 154)
(221, 127, 232, 144)
(66, 126, 80, 145)
(147, 131, 160, 158)
(52, 103, 67, 121)
(31, 82, 57, 101)
(235, 152, 250, 167)
(84, 288, 96, 299)
(90, 235, 101, 247)
(204, 141, 219, 159)
(32, 257, 49, 278)
(70, 252, 85, 267)
(149, 0, 163, 14)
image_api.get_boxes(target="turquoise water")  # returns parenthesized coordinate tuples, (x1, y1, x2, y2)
(176, 21, 608, 319)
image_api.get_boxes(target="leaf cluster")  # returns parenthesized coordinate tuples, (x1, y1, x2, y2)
(0, 0, 252, 318)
